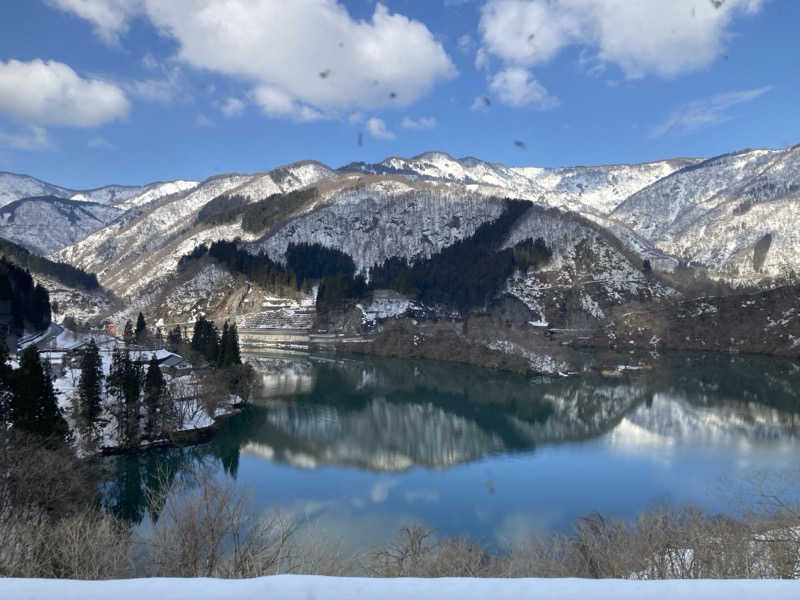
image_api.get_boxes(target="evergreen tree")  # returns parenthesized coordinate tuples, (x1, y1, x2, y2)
(191, 316, 219, 364)
(77, 339, 103, 429)
(32, 284, 52, 331)
(135, 312, 147, 344)
(106, 348, 143, 446)
(11, 345, 68, 441)
(143, 355, 166, 438)
(123, 320, 134, 345)
(228, 322, 241, 366)
(217, 321, 230, 368)
(167, 325, 182, 348)
(216, 321, 243, 368)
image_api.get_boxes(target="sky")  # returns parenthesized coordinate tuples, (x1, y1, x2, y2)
(0, 0, 797, 189)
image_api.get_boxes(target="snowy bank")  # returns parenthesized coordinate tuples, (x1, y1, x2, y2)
(2, 576, 798, 600)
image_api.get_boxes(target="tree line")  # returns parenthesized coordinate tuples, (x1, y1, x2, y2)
(197, 188, 317, 235)
(1, 311, 247, 450)
(182, 199, 555, 315)
(0, 257, 51, 335)
(0, 237, 100, 291)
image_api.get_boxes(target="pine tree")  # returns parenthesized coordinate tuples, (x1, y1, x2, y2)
(167, 325, 182, 348)
(217, 321, 230, 368)
(11, 345, 68, 441)
(135, 312, 147, 344)
(191, 316, 219, 364)
(143, 355, 166, 438)
(77, 339, 103, 429)
(123, 320, 134, 345)
(228, 322, 241, 366)
(106, 348, 143, 446)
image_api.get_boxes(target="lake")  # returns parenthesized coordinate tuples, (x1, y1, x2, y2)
(101, 351, 800, 550)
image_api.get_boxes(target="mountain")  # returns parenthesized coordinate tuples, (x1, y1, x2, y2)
(0, 196, 123, 255)
(0, 172, 74, 207)
(55, 161, 337, 298)
(0, 173, 200, 255)
(612, 145, 800, 284)
(5, 141, 797, 374)
(340, 151, 698, 215)
(0, 171, 199, 208)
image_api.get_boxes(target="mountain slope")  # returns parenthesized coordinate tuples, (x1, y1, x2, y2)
(341, 151, 699, 215)
(55, 162, 338, 298)
(0, 172, 74, 208)
(0, 196, 123, 255)
(612, 145, 800, 283)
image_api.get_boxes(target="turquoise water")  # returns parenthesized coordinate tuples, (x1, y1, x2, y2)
(102, 352, 800, 549)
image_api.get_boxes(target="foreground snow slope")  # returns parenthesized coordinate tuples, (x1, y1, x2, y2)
(3, 576, 798, 600)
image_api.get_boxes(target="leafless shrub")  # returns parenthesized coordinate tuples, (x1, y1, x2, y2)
(0, 510, 131, 579)
(143, 467, 296, 578)
(367, 524, 501, 578)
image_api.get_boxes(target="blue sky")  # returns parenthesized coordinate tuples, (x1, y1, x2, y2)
(0, 0, 797, 189)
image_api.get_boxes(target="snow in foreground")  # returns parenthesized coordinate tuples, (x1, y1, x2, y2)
(2, 575, 798, 600)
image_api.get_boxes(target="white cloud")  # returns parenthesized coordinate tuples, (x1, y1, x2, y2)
(220, 97, 245, 118)
(457, 34, 475, 54)
(402, 116, 437, 129)
(348, 111, 365, 125)
(252, 86, 323, 122)
(0, 126, 54, 150)
(46, 0, 143, 44)
(489, 67, 558, 109)
(651, 86, 772, 137)
(366, 117, 395, 139)
(475, 47, 490, 71)
(0, 59, 129, 126)
(49, 0, 456, 119)
(478, 0, 765, 80)
(87, 135, 114, 149)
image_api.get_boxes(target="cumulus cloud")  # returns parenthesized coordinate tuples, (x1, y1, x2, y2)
(402, 116, 437, 129)
(366, 117, 395, 139)
(46, 0, 143, 44)
(252, 86, 324, 122)
(49, 0, 456, 119)
(476, 0, 765, 107)
(479, 0, 764, 79)
(489, 67, 557, 109)
(0, 59, 129, 126)
(651, 86, 772, 137)
(0, 126, 54, 150)
(220, 97, 246, 118)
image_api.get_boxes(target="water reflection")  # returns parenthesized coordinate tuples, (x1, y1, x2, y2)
(102, 352, 800, 527)
(241, 352, 800, 471)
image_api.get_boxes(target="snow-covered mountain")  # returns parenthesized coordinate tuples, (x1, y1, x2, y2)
(612, 145, 800, 283)
(0, 172, 74, 207)
(0, 141, 796, 374)
(55, 161, 338, 298)
(0, 196, 123, 255)
(0, 171, 199, 209)
(341, 151, 699, 215)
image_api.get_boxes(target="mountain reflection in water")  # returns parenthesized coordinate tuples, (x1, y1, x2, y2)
(242, 353, 800, 471)
(102, 353, 800, 536)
